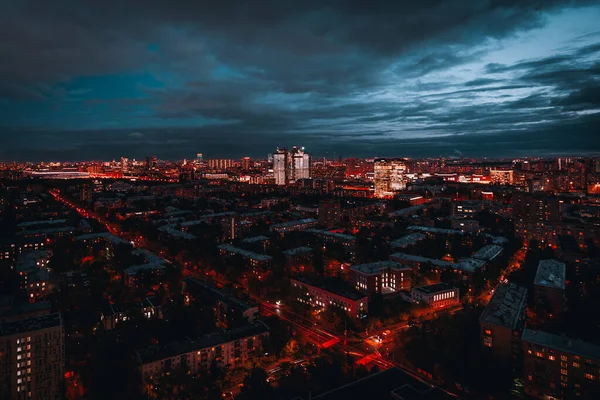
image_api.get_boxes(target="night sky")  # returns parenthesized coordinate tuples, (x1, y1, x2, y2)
(1, 1, 599, 161)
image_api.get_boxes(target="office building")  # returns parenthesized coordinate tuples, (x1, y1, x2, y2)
(273, 146, 311, 185)
(318, 198, 341, 228)
(522, 329, 600, 399)
(479, 283, 528, 360)
(374, 158, 407, 198)
(291, 276, 368, 318)
(534, 259, 566, 316)
(0, 313, 64, 400)
(350, 261, 411, 296)
(411, 283, 459, 308)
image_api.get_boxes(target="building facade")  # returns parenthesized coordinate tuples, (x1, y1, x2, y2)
(522, 329, 600, 399)
(273, 146, 311, 185)
(374, 158, 407, 198)
(0, 313, 65, 400)
(411, 283, 460, 308)
(349, 261, 411, 296)
(291, 277, 368, 318)
(534, 259, 566, 317)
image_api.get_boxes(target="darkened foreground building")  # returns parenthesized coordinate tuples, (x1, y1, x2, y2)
(522, 329, 600, 399)
(312, 367, 454, 400)
(136, 321, 269, 385)
(479, 283, 528, 360)
(0, 313, 64, 400)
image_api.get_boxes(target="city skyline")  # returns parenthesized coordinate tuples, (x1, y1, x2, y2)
(1, 1, 599, 160)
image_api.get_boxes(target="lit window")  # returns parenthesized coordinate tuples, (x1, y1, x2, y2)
(585, 374, 595, 380)
(561, 355, 567, 361)
(561, 369, 568, 375)
(549, 355, 556, 361)
(536, 352, 544, 358)
(573, 362, 580, 368)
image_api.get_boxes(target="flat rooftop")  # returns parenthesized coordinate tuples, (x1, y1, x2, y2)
(313, 367, 452, 400)
(413, 282, 455, 295)
(241, 235, 270, 243)
(472, 245, 503, 261)
(350, 260, 409, 275)
(535, 259, 566, 290)
(157, 225, 197, 240)
(292, 276, 367, 301)
(391, 233, 427, 248)
(390, 253, 457, 269)
(76, 232, 129, 245)
(407, 226, 465, 236)
(0, 312, 62, 337)
(457, 257, 486, 273)
(271, 218, 317, 230)
(17, 219, 67, 228)
(137, 321, 269, 364)
(480, 283, 527, 330)
(522, 329, 600, 361)
(305, 228, 356, 241)
(217, 244, 273, 261)
(282, 246, 314, 256)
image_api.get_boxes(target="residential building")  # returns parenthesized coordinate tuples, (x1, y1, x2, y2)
(270, 218, 317, 234)
(389, 252, 457, 272)
(390, 233, 426, 250)
(217, 244, 273, 274)
(349, 261, 411, 295)
(472, 245, 504, 262)
(282, 247, 314, 274)
(0, 313, 64, 400)
(411, 283, 459, 308)
(479, 283, 528, 360)
(522, 329, 600, 399)
(137, 322, 270, 384)
(319, 198, 341, 228)
(291, 277, 368, 318)
(534, 259, 566, 316)
(490, 169, 514, 185)
(16, 251, 52, 303)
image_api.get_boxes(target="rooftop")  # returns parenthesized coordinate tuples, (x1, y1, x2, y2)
(292, 276, 367, 301)
(240, 235, 270, 243)
(534, 259, 566, 290)
(76, 232, 129, 245)
(157, 225, 197, 240)
(350, 260, 409, 275)
(282, 246, 314, 256)
(472, 245, 503, 261)
(217, 244, 273, 261)
(391, 233, 427, 248)
(137, 321, 269, 364)
(457, 257, 486, 273)
(305, 228, 356, 241)
(313, 367, 451, 400)
(413, 282, 456, 295)
(270, 218, 317, 230)
(0, 312, 62, 337)
(407, 226, 465, 236)
(390, 253, 457, 269)
(480, 283, 527, 330)
(522, 329, 600, 361)
(388, 205, 425, 218)
(17, 219, 67, 228)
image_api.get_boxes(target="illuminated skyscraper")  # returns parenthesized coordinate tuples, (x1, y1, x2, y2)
(274, 146, 311, 185)
(374, 158, 407, 198)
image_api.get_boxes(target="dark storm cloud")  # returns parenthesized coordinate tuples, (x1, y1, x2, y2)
(0, 0, 599, 160)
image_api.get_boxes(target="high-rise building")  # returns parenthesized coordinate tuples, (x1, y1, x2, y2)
(0, 313, 65, 400)
(318, 198, 341, 228)
(534, 259, 566, 317)
(241, 157, 252, 170)
(196, 153, 203, 164)
(373, 158, 407, 198)
(145, 156, 157, 171)
(490, 168, 514, 185)
(273, 146, 311, 185)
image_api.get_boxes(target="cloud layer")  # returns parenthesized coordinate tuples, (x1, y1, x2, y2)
(1, 1, 599, 160)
